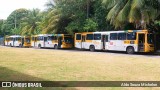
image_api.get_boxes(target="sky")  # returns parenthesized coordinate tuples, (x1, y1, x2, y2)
(0, 0, 49, 19)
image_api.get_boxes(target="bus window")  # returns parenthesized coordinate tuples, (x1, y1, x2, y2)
(32, 37, 34, 41)
(86, 34, 93, 40)
(127, 32, 136, 40)
(25, 38, 30, 43)
(37, 36, 43, 41)
(13, 38, 15, 41)
(18, 37, 21, 41)
(76, 34, 81, 40)
(147, 34, 154, 44)
(51, 36, 57, 40)
(64, 37, 72, 43)
(110, 33, 117, 40)
(48, 36, 51, 41)
(94, 34, 101, 40)
(118, 33, 126, 40)
(44, 37, 47, 42)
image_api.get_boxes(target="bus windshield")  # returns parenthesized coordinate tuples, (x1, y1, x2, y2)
(64, 37, 73, 44)
(147, 34, 154, 44)
(25, 38, 30, 43)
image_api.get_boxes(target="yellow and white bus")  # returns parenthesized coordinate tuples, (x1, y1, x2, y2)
(32, 34, 73, 49)
(5, 35, 22, 47)
(5, 35, 31, 47)
(19, 36, 31, 48)
(75, 30, 154, 54)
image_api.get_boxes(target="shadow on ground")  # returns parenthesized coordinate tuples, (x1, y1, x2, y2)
(0, 66, 78, 90)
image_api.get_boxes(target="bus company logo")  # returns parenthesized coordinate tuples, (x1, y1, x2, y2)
(2, 82, 11, 87)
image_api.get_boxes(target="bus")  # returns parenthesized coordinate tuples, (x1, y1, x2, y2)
(4, 35, 22, 47)
(5, 35, 31, 47)
(19, 36, 31, 48)
(32, 34, 73, 49)
(74, 30, 154, 54)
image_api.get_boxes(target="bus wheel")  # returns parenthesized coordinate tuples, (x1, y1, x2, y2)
(90, 45, 95, 52)
(126, 47, 134, 54)
(38, 44, 41, 49)
(54, 45, 58, 49)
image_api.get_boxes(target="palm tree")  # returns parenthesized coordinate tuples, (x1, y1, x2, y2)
(41, 0, 61, 34)
(102, 0, 160, 29)
(20, 9, 42, 35)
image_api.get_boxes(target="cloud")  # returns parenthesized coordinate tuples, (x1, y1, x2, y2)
(0, 0, 48, 19)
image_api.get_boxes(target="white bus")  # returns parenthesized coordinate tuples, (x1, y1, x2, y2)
(31, 34, 73, 49)
(5, 35, 31, 47)
(75, 30, 154, 54)
(5, 35, 21, 47)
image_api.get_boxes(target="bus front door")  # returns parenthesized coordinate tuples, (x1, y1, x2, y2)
(13, 38, 15, 46)
(58, 37, 62, 48)
(102, 35, 109, 50)
(82, 35, 86, 49)
(44, 37, 48, 47)
(101, 35, 106, 50)
(138, 33, 145, 52)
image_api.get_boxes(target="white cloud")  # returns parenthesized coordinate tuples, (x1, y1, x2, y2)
(0, 0, 48, 19)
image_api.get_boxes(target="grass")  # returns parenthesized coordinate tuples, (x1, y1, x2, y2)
(0, 46, 160, 90)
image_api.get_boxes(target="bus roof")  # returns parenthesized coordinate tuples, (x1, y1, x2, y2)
(9, 35, 21, 38)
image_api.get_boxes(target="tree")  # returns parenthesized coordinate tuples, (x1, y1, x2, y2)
(3, 8, 29, 35)
(20, 9, 42, 35)
(0, 19, 4, 35)
(103, 0, 160, 29)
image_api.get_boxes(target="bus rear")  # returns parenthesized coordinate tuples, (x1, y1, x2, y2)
(23, 36, 31, 47)
(61, 34, 73, 49)
(135, 30, 154, 53)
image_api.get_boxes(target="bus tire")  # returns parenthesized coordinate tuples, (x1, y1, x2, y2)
(126, 46, 135, 54)
(54, 44, 58, 49)
(90, 45, 95, 52)
(38, 44, 41, 49)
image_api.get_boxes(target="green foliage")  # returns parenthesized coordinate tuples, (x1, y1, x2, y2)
(102, 0, 160, 29)
(0, 20, 3, 35)
(11, 28, 21, 35)
(83, 18, 98, 32)
(3, 8, 29, 35)
(20, 9, 42, 35)
(1, 0, 160, 35)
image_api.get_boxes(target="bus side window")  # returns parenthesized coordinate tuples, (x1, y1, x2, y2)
(110, 33, 117, 40)
(127, 33, 136, 40)
(118, 33, 126, 40)
(76, 34, 81, 40)
(86, 34, 93, 40)
(40, 36, 44, 41)
(51, 36, 57, 40)
(94, 34, 101, 40)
